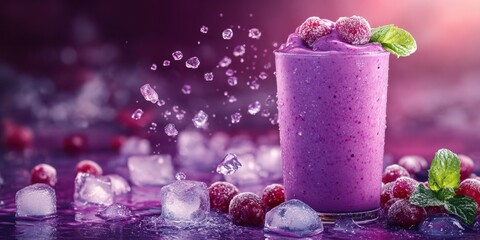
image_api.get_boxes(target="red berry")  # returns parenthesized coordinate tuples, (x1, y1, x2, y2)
(4, 123, 34, 151)
(384, 198, 400, 213)
(111, 135, 127, 151)
(262, 184, 285, 211)
(31, 163, 57, 187)
(335, 16, 371, 45)
(382, 164, 410, 184)
(387, 199, 426, 228)
(75, 160, 103, 176)
(425, 206, 447, 216)
(397, 155, 428, 175)
(208, 181, 239, 213)
(380, 182, 395, 206)
(63, 134, 87, 154)
(459, 154, 474, 181)
(392, 177, 419, 199)
(457, 179, 480, 214)
(298, 17, 331, 46)
(229, 192, 265, 227)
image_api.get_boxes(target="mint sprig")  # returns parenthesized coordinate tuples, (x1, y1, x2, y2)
(369, 24, 417, 57)
(408, 149, 478, 225)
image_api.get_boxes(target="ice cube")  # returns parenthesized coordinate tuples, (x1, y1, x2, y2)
(181, 84, 192, 94)
(218, 56, 232, 68)
(204, 72, 214, 81)
(231, 112, 242, 124)
(74, 173, 113, 206)
(248, 28, 262, 39)
(185, 57, 200, 69)
(120, 137, 151, 156)
(192, 110, 208, 128)
(333, 218, 364, 234)
(15, 183, 56, 218)
(160, 180, 210, 222)
(227, 76, 238, 86)
(172, 51, 183, 60)
(104, 174, 131, 195)
(164, 123, 179, 137)
(264, 199, 323, 237)
(224, 153, 264, 186)
(256, 145, 282, 180)
(200, 25, 208, 34)
(216, 153, 242, 175)
(128, 155, 174, 186)
(222, 28, 233, 40)
(248, 101, 261, 115)
(419, 216, 465, 237)
(140, 84, 159, 104)
(98, 203, 133, 220)
(131, 108, 144, 120)
(233, 45, 246, 57)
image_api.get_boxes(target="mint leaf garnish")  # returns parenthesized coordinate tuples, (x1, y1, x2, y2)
(436, 188, 456, 201)
(445, 196, 478, 225)
(428, 149, 460, 191)
(369, 24, 417, 57)
(409, 184, 445, 207)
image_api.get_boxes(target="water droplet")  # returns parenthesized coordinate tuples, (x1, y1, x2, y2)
(248, 101, 261, 115)
(176, 110, 186, 120)
(204, 72, 214, 81)
(181, 84, 192, 94)
(233, 45, 246, 57)
(297, 131, 303, 136)
(172, 106, 180, 112)
(164, 123, 178, 137)
(200, 25, 208, 34)
(172, 51, 183, 60)
(150, 64, 157, 71)
(264, 62, 272, 69)
(259, 72, 268, 80)
(163, 60, 171, 66)
(228, 95, 237, 103)
(216, 153, 242, 175)
(222, 28, 233, 40)
(192, 110, 208, 128)
(261, 109, 270, 117)
(185, 56, 200, 69)
(269, 113, 279, 125)
(140, 84, 159, 104)
(227, 76, 238, 86)
(157, 99, 166, 106)
(131, 109, 144, 120)
(225, 69, 235, 76)
(175, 172, 186, 180)
(248, 28, 262, 39)
(265, 95, 275, 106)
(299, 111, 306, 119)
(249, 80, 260, 90)
(219, 56, 232, 67)
(231, 112, 242, 124)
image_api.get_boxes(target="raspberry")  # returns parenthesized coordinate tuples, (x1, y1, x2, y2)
(387, 199, 426, 228)
(392, 177, 419, 199)
(457, 179, 480, 214)
(397, 155, 428, 175)
(31, 163, 57, 187)
(384, 198, 400, 213)
(262, 184, 285, 211)
(76, 160, 103, 176)
(381, 182, 395, 206)
(3, 121, 34, 151)
(382, 164, 410, 184)
(208, 181, 239, 213)
(425, 206, 447, 216)
(229, 192, 265, 227)
(335, 16, 371, 45)
(459, 154, 474, 181)
(63, 133, 87, 154)
(298, 17, 331, 46)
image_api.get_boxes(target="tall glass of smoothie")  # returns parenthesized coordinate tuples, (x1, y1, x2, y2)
(275, 16, 390, 222)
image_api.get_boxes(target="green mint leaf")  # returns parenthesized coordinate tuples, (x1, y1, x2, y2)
(409, 184, 445, 207)
(428, 149, 460, 191)
(445, 195, 478, 225)
(436, 188, 456, 201)
(369, 24, 417, 57)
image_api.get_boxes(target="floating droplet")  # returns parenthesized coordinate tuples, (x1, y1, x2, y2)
(163, 60, 171, 66)
(192, 110, 208, 128)
(172, 51, 183, 60)
(227, 76, 238, 86)
(225, 69, 235, 76)
(131, 109, 144, 120)
(233, 45, 246, 57)
(249, 80, 260, 90)
(175, 172, 186, 180)
(216, 153, 242, 175)
(222, 28, 233, 40)
(164, 123, 178, 137)
(231, 112, 242, 124)
(228, 95, 237, 103)
(150, 64, 157, 71)
(204, 72, 214, 81)
(248, 101, 261, 115)
(185, 56, 200, 69)
(200, 25, 208, 34)
(140, 84, 159, 104)
(219, 56, 232, 68)
(181, 84, 192, 94)
(248, 28, 262, 39)
(259, 72, 268, 80)
(261, 109, 270, 117)
(157, 99, 166, 107)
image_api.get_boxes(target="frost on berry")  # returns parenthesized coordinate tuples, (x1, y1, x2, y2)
(457, 179, 480, 214)
(459, 154, 475, 181)
(298, 17, 331, 46)
(382, 164, 410, 184)
(387, 199, 426, 228)
(229, 192, 265, 227)
(208, 181, 239, 213)
(335, 16, 371, 45)
(392, 177, 419, 199)
(381, 182, 395, 206)
(262, 184, 286, 211)
(75, 160, 103, 176)
(31, 164, 57, 187)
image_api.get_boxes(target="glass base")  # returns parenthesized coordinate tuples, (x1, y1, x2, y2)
(317, 208, 380, 224)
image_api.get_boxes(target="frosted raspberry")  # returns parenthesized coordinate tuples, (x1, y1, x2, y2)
(298, 17, 331, 46)
(335, 16, 371, 45)
(382, 164, 410, 184)
(457, 179, 480, 214)
(262, 184, 285, 211)
(229, 192, 265, 227)
(392, 177, 419, 199)
(31, 163, 57, 187)
(381, 182, 395, 206)
(76, 160, 103, 176)
(3, 121, 34, 151)
(208, 181, 239, 213)
(425, 206, 447, 216)
(459, 154, 475, 181)
(384, 198, 400, 213)
(387, 199, 426, 228)
(397, 155, 428, 175)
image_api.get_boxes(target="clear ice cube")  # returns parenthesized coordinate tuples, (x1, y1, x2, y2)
(224, 153, 264, 186)
(74, 173, 113, 206)
(248, 28, 262, 39)
(15, 183, 56, 218)
(216, 153, 242, 175)
(233, 45, 246, 57)
(120, 137, 151, 156)
(131, 108, 144, 120)
(192, 110, 208, 128)
(222, 28, 233, 40)
(419, 216, 465, 237)
(104, 174, 131, 195)
(264, 199, 323, 237)
(218, 56, 232, 68)
(128, 155, 174, 186)
(204, 72, 214, 81)
(230, 112, 242, 124)
(200, 25, 208, 34)
(98, 203, 133, 220)
(140, 84, 159, 104)
(248, 101, 261, 115)
(164, 123, 179, 137)
(172, 51, 183, 60)
(160, 180, 210, 222)
(185, 57, 200, 69)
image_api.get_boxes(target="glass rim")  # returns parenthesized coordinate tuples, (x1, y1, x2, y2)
(273, 49, 390, 57)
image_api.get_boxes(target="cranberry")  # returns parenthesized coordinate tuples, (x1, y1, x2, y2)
(298, 17, 331, 46)
(392, 177, 419, 199)
(111, 135, 127, 151)
(63, 133, 87, 154)
(31, 163, 57, 187)
(3, 123, 34, 151)
(262, 184, 286, 211)
(380, 182, 395, 206)
(397, 155, 428, 175)
(459, 154, 475, 181)
(387, 199, 426, 228)
(425, 206, 447, 216)
(382, 164, 410, 184)
(457, 179, 480, 214)
(384, 198, 400, 213)
(75, 160, 103, 176)
(208, 181, 239, 213)
(229, 192, 265, 227)
(335, 16, 371, 45)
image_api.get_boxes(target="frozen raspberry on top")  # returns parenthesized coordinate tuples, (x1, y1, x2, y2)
(387, 199, 426, 228)
(383, 198, 400, 213)
(382, 164, 410, 184)
(459, 154, 475, 181)
(392, 177, 419, 199)
(335, 16, 371, 45)
(298, 17, 331, 46)
(456, 178, 480, 214)
(262, 184, 285, 211)
(31, 163, 57, 187)
(76, 160, 103, 176)
(208, 181, 239, 213)
(381, 182, 395, 206)
(397, 155, 428, 175)
(229, 192, 265, 227)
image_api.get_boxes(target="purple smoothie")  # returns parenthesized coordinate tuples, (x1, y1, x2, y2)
(275, 21, 389, 215)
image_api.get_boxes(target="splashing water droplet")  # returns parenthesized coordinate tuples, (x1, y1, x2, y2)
(227, 76, 238, 86)
(163, 60, 171, 66)
(185, 56, 200, 69)
(225, 69, 235, 76)
(231, 112, 242, 124)
(261, 109, 270, 117)
(175, 172, 186, 180)
(269, 113, 279, 125)
(297, 131, 303, 136)
(264, 62, 272, 69)
(157, 99, 166, 106)
(265, 95, 276, 106)
(219, 56, 232, 68)
(204, 72, 214, 81)
(249, 80, 260, 90)
(233, 45, 246, 57)
(216, 153, 242, 175)
(176, 110, 186, 120)
(181, 85, 192, 95)
(164, 123, 178, 137)
(259, 72, 268, 80)
(248, 28, 262, 39)
(140, 84, 159, 104)
(150, 64, 157, 71)
(248, 101, 261, 115)
(222, 28, 233, 40)
(200, 25, 208, 34)
(172, 51, 183, 60)
(131, 109, 144, 120)
(192, 110, 208, 128)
